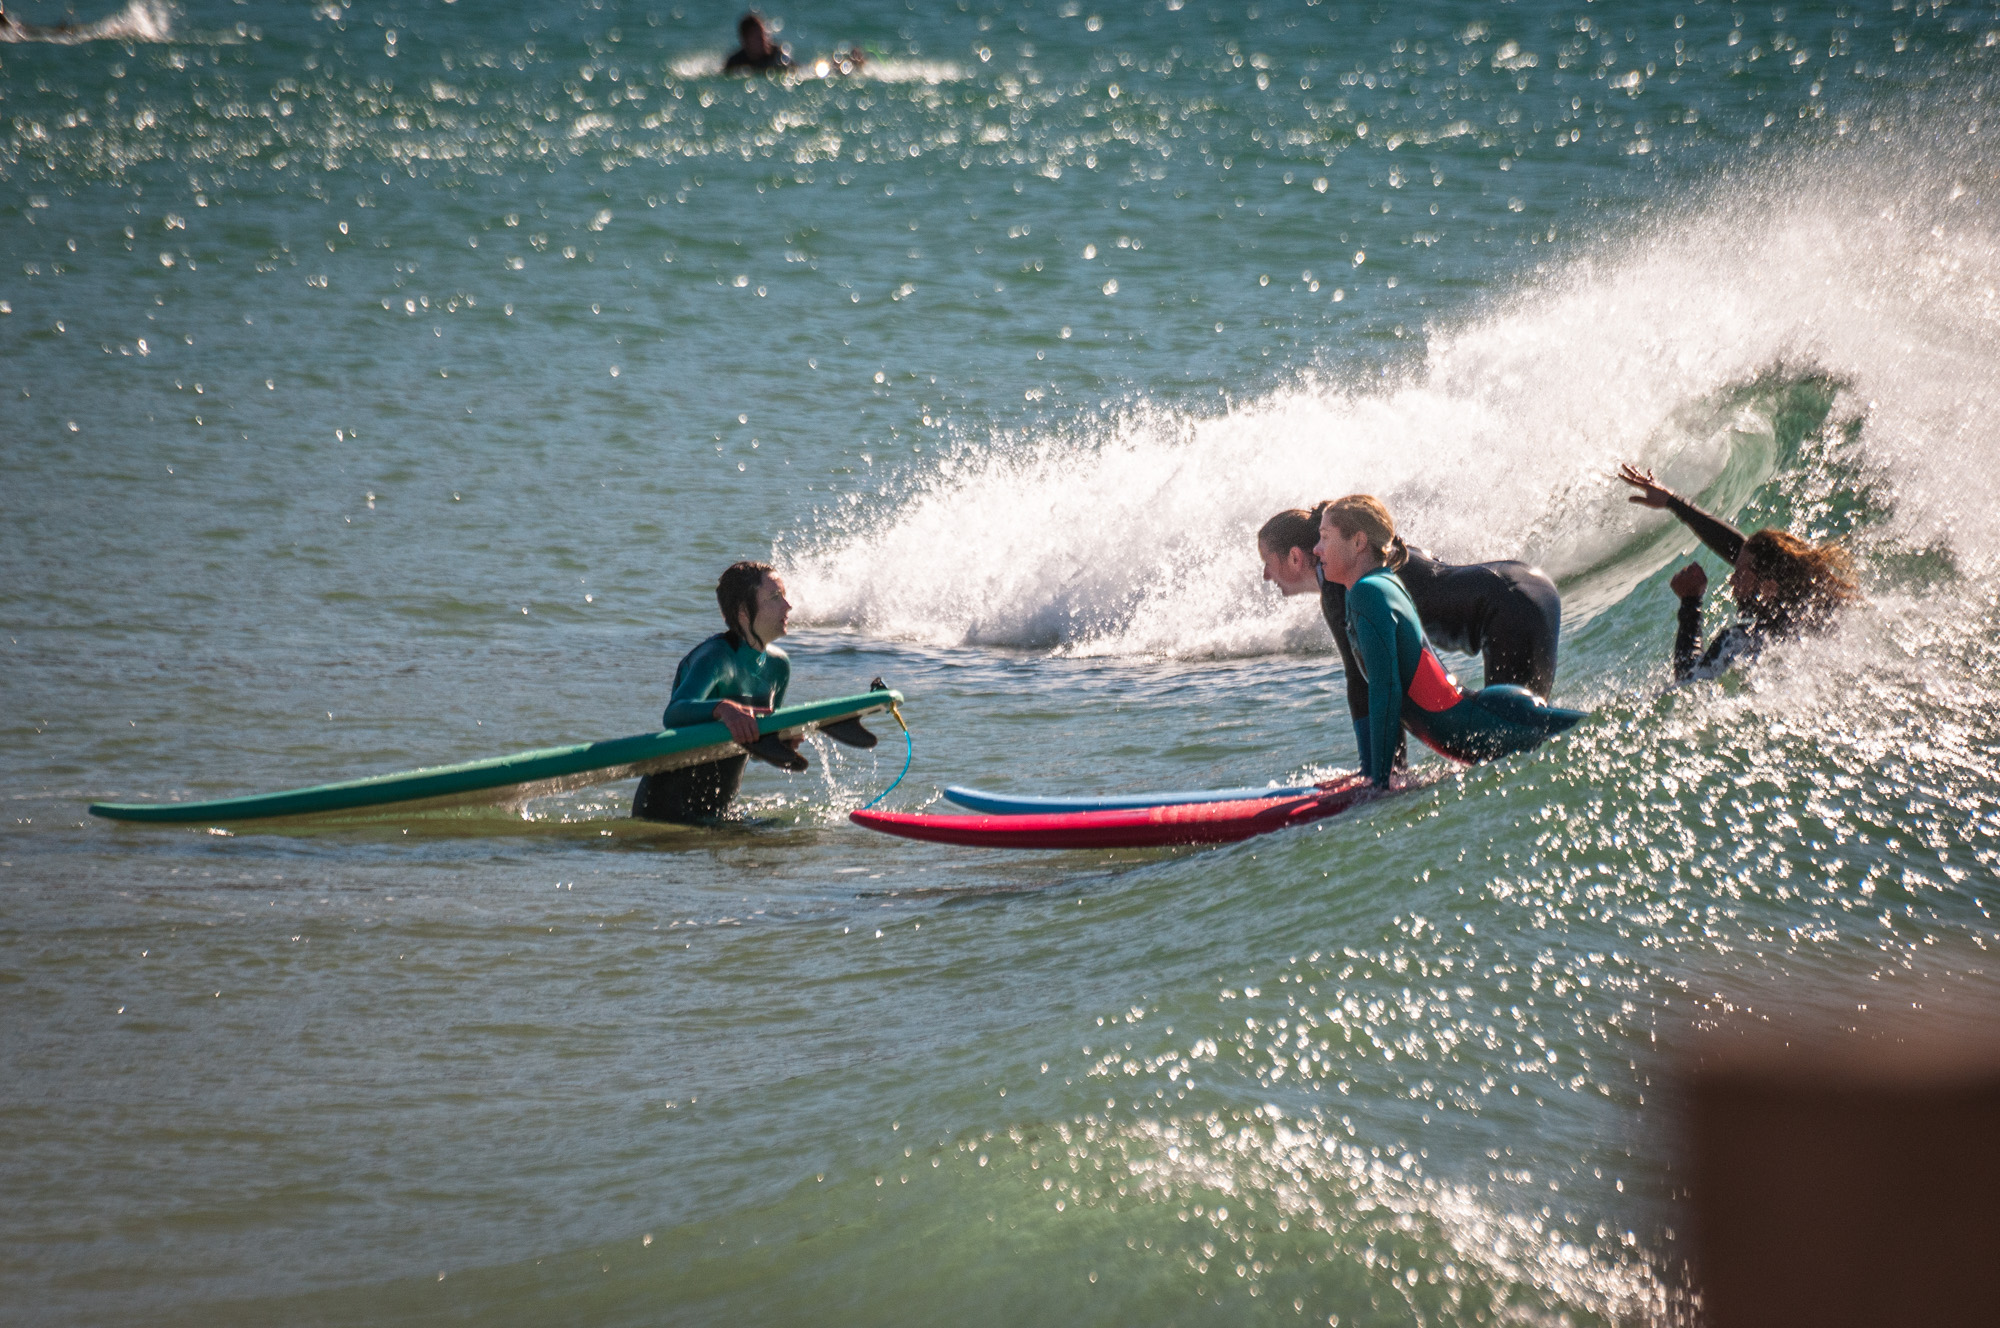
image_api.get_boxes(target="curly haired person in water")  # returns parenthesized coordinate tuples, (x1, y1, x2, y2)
(1617, 463, 1860, 682)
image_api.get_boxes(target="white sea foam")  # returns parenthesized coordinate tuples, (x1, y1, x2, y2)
(855, 57, 966, 84)
(788, 126, 2000, 661)
(667, 51, 963, 84)
(667, 51, 725, 80)
(0, 0, 173, 42)
(92, 0, 172, 41)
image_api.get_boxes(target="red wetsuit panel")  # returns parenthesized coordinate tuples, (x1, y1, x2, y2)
(1408, 647, 1463, 714)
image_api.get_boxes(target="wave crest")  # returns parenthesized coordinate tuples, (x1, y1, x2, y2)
(789, 128, 2000, 660)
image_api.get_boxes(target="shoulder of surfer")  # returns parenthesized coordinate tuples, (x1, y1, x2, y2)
(681, 631, 742, 672)
(1401, 547, 1508, 590)
(1391, 546, 1467, 603)
(1399, 544, 1443, 575)
(1344, 568, 1403, 617)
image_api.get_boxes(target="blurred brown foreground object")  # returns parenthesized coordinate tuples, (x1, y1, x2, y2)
(1687, 1057, 2000, 1328)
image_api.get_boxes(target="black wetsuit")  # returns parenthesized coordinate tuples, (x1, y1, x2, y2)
(723, 47, 794, 73)
(631, 630, 790, 823)
(1345, 567, 1585, 786)
(1318, 543, 1561, 774)
(1320, 542, 1560, 701)
(1661, 493, 1788, 683)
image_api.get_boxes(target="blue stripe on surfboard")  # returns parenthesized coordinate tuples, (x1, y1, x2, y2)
(940, 784, 1323, 816)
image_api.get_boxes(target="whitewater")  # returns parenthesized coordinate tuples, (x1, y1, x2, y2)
(791, 134, 2000, 663)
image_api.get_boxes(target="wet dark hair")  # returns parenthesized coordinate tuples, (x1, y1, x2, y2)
(1741, 530, 1859, 624)
(738, 12, 765, 41)
(716, 560, 775, 637)
(1260, 500, 1414, 571)
(1257, 506, 1324, 556)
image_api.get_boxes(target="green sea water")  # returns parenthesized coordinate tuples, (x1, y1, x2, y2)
(4, 0, 2000, 1322)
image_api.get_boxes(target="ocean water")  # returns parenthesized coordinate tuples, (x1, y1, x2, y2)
(4, 0, 2000, 1322)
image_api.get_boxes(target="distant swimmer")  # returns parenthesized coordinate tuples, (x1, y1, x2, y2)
(1259, 503, 1564, 774)
(722, 12, 867, 77)
(1617, 463, 1860, 682)
(1310, 496, 1586, 788)
(723, 12, 794, 74)
(632, 561, 804, 822)
(0, 3, 78, 38)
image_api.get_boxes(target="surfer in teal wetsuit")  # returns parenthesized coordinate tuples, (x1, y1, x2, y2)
(632, 561, 802, 822)
(1617, 464, 1860, 682)
(1259, 503, 1565, 776)
(1313, 497, 1587, 787)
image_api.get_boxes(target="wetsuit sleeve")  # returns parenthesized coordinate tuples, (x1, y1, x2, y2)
(1318, 576, 1369, 721)
(1664, 494, 1745, 565)
(1345, 583, 1405, 788)
(767, 651, 790, 711)
(662, 643, 734, 728)
(1351, 717, 1374, 780)
(1320, 573, 1380, 772)
(1673, 595, 1704, 683)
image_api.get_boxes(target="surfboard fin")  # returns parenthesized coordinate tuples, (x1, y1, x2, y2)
(818, 717, 878, 749)
(743, 735, 809, 772)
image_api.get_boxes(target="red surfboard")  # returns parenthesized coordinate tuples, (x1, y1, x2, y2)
(849, 775, 1375, 849)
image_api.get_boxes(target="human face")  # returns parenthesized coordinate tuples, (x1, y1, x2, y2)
(744, 573, 791, 646)
(1313, 515, 1379, 589)
(1259, 542, 1319, 596)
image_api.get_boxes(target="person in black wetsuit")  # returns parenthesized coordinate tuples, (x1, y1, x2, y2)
(723, 12, 794, 74)
(1617, 464, 1860, 682)
(1313, 496, 1584, 786)
(1259, 502, 1564, 772)
(631, 560, 802, 822)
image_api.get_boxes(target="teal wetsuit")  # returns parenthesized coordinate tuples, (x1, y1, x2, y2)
(634, 631, 791, 822)
(660, 631, 790, 727)
(1345, 566, 1587, 787)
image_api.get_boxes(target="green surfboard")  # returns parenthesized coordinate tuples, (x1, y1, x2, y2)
(88, 690, 902, 825)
